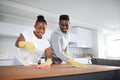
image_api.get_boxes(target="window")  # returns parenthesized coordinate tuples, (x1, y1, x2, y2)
(104, 34, 120, 59)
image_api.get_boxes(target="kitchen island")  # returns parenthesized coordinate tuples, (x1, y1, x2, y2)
(0, 64, 120, 80)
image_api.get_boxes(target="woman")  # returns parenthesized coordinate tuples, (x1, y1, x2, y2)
(12, 15, 52, 68)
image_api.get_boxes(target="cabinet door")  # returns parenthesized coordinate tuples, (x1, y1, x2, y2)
(0, 22, 32, 37)
(70, 27, 93, 48)
(70, 28, 78, 42)
(77, 28, 93, 48)
(0, 60, 12, 66)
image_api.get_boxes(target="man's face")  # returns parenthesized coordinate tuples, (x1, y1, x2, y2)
(59, 20, 69, 33)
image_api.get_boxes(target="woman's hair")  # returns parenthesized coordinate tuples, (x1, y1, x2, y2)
(36, 15, 47, 24)
(59, 15, 69, 21)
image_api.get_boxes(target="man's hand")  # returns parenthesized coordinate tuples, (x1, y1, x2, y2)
(68, 59, 85, 67)
(64, 52, 70, 57)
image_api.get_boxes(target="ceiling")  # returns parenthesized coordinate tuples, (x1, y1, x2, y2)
(0, 0, 120, 30)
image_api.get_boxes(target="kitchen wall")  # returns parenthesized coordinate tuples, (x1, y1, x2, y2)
(68, 47, 95, 59)
(0, 36, 16, 59)
(68, 27, 97, 58)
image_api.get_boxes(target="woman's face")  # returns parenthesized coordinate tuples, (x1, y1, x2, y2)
(59, 20, 69, 33)
(34, 22, 46, 39)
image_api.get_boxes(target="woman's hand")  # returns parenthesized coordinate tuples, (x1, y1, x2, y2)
(36, 58, 53, 69)
(18, 41, 35, 52)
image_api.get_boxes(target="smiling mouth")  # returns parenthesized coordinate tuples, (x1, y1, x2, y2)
(38, 32, 43, 36)
(36, 33, 43, 38)
(63, 28, 68, 31)
(39, 32, 43, 35)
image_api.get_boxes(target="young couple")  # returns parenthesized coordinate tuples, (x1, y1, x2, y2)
(12, 15, 84, 69)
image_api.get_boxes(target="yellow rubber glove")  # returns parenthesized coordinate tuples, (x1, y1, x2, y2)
(36, 58, 53, 69)
(18, 41, 35, 52)
(40, 58, 53, 66)
(68, 59, 84, 67)
(64, 52, 70, 57)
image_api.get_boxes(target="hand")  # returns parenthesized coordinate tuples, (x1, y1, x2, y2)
(64, 52, 70, 57)
(18, 41, 35, 52)
(36, 58, 53, 69)
(68, 59, 85, 67)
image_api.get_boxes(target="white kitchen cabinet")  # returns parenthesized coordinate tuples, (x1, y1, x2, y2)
(70, 27, 93, 48)
(73, 58, 91, 64)
(62, 58, 91, 64)
(0, 59, 13, 66)
(0, 22, 33, 37)
(0, 22, 33, 60)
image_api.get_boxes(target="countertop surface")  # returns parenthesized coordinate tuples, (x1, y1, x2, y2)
(0, 64, 120, 80)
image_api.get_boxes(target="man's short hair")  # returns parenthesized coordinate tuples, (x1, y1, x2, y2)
(59, 15, 69, 21)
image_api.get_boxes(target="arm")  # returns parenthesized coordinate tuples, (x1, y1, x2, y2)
(36, 47, 53, 69)
(45, 47, 52, 59)
(15, 33, 25, 47)
(51, 33, 70, 62)
(15, 33, 35, 52)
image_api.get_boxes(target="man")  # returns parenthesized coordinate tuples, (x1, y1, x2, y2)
(50, 15, 84, 67)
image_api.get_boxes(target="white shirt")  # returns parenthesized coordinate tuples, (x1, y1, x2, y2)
(16, 30, 50, 66)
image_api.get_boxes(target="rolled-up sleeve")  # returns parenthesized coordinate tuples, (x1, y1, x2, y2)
(51, 33, 70, 62)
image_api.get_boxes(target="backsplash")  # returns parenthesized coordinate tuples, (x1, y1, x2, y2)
(69, 47, 82, 58)
(69, 47, 94, 58)
(0, 36, 17, 59)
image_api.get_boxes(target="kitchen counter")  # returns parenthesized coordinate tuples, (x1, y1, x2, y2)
(0, 64, 120, 80)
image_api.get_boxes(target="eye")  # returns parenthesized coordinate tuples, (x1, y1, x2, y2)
(61, 24, 68, 27)
(38, 27, 42, 30)
(38, 27, 45, 31)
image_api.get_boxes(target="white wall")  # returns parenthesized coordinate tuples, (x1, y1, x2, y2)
(92, 29, 99, 57)
(0, 22, 31, 59)
(0, 36, 16, 59)
(70, 27, 93, 48)
(0, 22, 33, 37)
